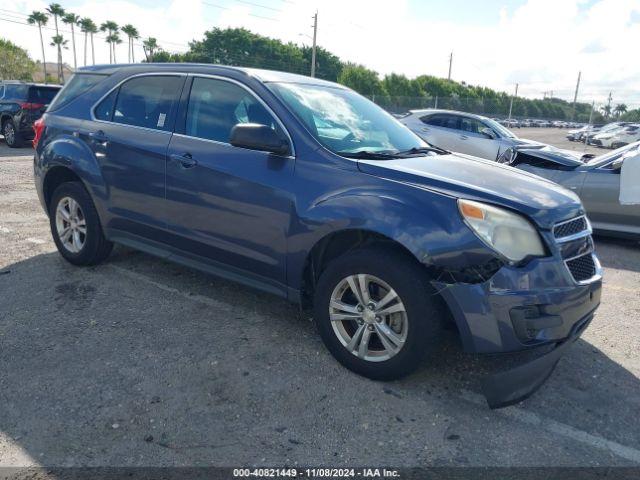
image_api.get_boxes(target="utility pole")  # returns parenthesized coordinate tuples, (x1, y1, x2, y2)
(584, 100, 595, 150)
(606, 91, 613, 119)
(310, 11, 318, 77)
(507, 83, 519, 123)
(572, 71, 581, 120)
(447, 51, 453, 81)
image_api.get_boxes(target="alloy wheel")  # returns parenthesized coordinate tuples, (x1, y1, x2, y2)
(3, 123, 15, 146)
(329, 274, 408, 362)
(55, 196, 87, 253)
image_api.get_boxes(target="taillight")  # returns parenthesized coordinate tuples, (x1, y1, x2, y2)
(20, 102, 45, 110)
(33, 117, 45, 149)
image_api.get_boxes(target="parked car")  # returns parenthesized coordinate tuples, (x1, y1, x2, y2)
(586, 122, 631, 145)
(0, 81, 61, 147)
(400, 109, 539, 160)
(499, 142, 640, 237)
(34, 65, 602, 408)
(590, 124, 640, 149)
(567, 124, 602, 142)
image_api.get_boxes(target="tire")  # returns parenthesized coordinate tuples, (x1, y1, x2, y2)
(313, 247, 445, 381)
(2, 119, 24, 148)
(49, 181, 113, 266)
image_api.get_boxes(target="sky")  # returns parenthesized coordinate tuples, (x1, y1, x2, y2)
(1, 0, 639, 108)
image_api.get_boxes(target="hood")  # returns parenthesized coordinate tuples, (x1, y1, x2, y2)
(512, 137, 542, 147)
(512, 145, 591, 168)
(358, 153, 583, 229)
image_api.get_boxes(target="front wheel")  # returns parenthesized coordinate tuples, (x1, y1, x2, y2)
(313, 247, 445, 380)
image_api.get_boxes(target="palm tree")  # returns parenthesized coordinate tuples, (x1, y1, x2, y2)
(46, 3, 66, 82)
(100, 21, 119, 64)
(601, 104, 612, 119)
(50, 35, 68, 82)
(614, 103, 628, 118)
(110, 34, 123, 63)
(27, 11, 48, 83)
(86, 20, 98, 65)
(142, 37, 159, 62)
(79, 18, 94, 66)
(62, 13, 80, 70)
(121, 24, 140, 63)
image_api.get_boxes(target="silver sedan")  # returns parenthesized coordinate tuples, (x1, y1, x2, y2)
(400, 109, 538, 160)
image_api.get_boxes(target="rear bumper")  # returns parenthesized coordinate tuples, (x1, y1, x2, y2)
(434, 253, 601, 408)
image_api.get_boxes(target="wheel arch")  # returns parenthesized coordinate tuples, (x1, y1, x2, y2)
(298, 228, 435, 310)
(42, 166, 85, 211)
(37, 132, 109, 221)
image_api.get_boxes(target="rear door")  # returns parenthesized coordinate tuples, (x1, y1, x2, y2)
(418, 113, 461, 151)
(164, 75, 295, 292)
(86, 74, 185, 237)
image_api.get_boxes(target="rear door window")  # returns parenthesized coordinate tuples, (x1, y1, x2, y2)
(110, 75, 184, 131)
(422, 114, 459, 130)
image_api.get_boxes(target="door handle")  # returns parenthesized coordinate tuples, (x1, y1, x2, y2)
(170, 153, 197, 169)
(421, 127, 430, 132)
(460, 135, 468, 140)
(89, 130, 108, 143)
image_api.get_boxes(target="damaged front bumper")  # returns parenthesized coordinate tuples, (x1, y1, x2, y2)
(434, 252, 602, 408)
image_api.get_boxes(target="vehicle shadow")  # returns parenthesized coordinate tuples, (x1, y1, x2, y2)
(1, 249, 639, 467)
(594, 235, 640, 273)
(0, 140, 33, 158)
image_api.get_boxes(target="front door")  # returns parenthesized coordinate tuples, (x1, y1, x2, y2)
(455, 116, 501, 160)
(164, 76, 295, 294)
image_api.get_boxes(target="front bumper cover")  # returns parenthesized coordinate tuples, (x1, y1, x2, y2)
(434, 253, 602, 408)
(481, 313, 592, 408)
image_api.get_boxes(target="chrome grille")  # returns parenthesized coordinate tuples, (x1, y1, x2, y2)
(554, 216, 589, 241)
(566, 254, 596, 282)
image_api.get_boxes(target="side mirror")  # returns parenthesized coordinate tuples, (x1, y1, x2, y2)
(480, 127, 497, 139)
(230, 123, 290, 156)
(611, 158, 624, 171)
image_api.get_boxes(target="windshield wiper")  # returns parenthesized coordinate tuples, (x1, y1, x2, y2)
(395, 146, 448, 156)
(338, 146, 448, 160)
(337, 150, 401, 160)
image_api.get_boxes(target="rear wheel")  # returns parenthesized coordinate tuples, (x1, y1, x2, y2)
(49, 182, 113, 265)
(2, 120, 24, 148)
(313, 247, 445, 380)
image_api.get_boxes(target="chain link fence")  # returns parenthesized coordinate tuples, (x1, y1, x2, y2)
(365, 95, 608, 123)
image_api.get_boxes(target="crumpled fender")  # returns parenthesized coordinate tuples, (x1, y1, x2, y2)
(287, 185, 499, 292)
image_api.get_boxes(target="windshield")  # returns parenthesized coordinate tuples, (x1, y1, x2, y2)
(484, 117, 516, 138)
(587, 141, 640, 166)
(269, 82, 428, 156)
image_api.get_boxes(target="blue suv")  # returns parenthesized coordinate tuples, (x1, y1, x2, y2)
(34, 64, 602, 407)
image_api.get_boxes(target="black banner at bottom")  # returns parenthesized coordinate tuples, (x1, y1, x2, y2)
(1, 467, 640, 480)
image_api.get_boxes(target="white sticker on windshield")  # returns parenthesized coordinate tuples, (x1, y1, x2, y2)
(157, 113, 166, 128)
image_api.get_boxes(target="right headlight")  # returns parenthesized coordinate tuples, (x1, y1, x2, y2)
(497, 147, 516, 164)
(458, 199, 546, 263)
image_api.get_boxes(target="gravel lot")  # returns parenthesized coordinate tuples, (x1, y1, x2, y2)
(0, 131, 639, 469)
